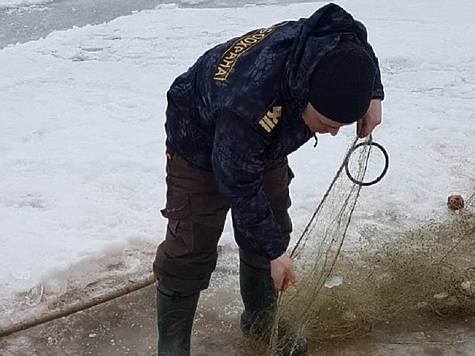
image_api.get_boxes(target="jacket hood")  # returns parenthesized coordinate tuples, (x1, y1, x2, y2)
(282, 3, 362, 116)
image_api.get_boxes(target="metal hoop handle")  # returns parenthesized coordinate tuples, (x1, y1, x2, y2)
(344, 141, 389, 187)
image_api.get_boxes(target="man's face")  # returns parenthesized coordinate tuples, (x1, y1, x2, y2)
(301, 103, 348, 136)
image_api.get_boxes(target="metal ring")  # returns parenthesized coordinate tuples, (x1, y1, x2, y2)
(344, 141, 389, 187)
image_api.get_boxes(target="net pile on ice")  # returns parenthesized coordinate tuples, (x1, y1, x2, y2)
(248, 137, 475, 356)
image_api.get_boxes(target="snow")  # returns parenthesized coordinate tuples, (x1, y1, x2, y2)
(0, 0, 474, 326)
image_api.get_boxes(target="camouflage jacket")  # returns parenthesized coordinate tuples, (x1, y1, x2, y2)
(164, 3, 385, 260)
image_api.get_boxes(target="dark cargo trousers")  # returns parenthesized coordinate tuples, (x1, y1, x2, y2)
(153, 152, 294, 295)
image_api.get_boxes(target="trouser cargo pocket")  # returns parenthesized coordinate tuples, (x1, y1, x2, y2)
(154, 153, 229, 294)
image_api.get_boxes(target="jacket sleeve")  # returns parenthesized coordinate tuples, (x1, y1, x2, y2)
(211, 110, 287, 260)
(354, 20, 385, 100)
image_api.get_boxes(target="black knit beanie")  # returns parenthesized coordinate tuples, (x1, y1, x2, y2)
(309, 43, 376, 124)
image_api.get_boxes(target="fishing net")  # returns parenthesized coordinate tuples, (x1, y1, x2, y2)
(245, 137, 475, 355)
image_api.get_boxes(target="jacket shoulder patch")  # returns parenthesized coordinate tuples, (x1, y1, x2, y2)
(254, 105, 282, 137)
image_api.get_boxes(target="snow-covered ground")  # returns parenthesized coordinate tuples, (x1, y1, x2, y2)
(1, 0, 474, 327)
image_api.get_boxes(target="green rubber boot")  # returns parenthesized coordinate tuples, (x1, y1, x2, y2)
(239, 260, 307, 356)
(239, 260, 277, 337)
(156, 285, 200, 356)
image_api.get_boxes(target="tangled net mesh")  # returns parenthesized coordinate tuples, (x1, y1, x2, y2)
(245, 137, 475, 355)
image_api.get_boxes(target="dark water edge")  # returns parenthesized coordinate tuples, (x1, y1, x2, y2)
(0, 0, 311, 49)
(0, 0, 165, 48)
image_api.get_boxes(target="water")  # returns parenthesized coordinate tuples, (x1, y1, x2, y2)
(0, 0, 311, 49)
(0, 0, 164, 48)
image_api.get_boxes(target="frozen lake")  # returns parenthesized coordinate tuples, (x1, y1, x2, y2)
(0, 0, 312, 48)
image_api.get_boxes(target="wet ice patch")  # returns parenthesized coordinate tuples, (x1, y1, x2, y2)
(324, 276, 343, 289)
(26, 283, 44, 306)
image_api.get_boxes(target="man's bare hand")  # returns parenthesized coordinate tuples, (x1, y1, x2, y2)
(270, 253, 298, 292)
(357, 99, 382, 138)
